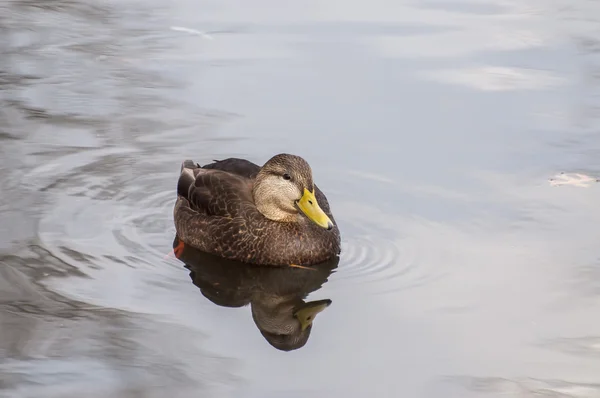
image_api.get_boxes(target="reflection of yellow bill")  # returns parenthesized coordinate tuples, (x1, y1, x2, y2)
(297, 188, 334, 230)
(294, 299, 332, 331)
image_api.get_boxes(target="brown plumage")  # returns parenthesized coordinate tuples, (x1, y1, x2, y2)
(173, 154, 341, 266)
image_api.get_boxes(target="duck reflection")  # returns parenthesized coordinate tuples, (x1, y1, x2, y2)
(171, 236, 338, 351)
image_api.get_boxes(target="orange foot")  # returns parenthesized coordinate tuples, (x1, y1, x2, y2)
(164, 240, 185, 260)
(289, 263, 315, 271)
(173, 240, 185, 258)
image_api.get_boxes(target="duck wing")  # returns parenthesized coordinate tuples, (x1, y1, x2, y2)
(201, 158, 261, 179)
(177, 160, 253, 218)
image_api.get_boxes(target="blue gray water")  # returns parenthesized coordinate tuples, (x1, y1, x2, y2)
(1, 0, 600, 397)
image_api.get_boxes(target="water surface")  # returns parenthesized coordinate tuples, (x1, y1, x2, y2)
(2, 0, 600, 397)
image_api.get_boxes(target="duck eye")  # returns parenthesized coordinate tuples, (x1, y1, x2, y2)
(282, 173, 291, 180)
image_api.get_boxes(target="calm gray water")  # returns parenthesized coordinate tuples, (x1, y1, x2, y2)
(2, 0, 600, 397)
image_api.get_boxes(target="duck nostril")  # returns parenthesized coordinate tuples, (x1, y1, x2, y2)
(308, 200, 313, 205)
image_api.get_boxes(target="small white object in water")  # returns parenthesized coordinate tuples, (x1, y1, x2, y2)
(170, 26, 214, 40)
(548, 172, 599, 187)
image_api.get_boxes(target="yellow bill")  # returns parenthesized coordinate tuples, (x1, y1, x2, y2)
(297, 188, 334, 230)
(294, 299, 332, 331)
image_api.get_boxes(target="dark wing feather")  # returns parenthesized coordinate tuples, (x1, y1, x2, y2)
(189, 171, 252, 217)
(201, 158, 261, 179)
(177, 160, 253, 218)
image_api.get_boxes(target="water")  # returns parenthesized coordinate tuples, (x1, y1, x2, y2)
(1, 0, 600, 397)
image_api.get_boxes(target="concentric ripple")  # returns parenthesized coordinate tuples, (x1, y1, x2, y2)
(338, 232, 416, 288)
(325, 169, 450, 296)
(32, 150, 188, 312)
(34, 155, 446, 302)
(35, 158, 178, 267)
(113, 175, 179, 266)
(328, 211, 447, 296)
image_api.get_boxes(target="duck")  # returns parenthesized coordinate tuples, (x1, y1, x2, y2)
(173, 153, 341, 266)
(173, 235, 338, 351)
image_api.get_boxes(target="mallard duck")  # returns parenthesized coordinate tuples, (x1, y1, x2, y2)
(174, 236, 337, 351)
(173, 153, 341, 266)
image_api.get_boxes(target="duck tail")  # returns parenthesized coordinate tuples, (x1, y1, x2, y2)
(180, 159, 199, 173)
(177, 160, 198, 198)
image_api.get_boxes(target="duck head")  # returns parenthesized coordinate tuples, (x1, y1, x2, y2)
(252, 154, 334, 230)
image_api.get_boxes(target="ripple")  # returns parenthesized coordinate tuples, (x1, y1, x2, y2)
(35, 156, 443, 303)
(31, 149, 185, 312)
(332, 218, 446, 296)
(38, 181, 177, 271)
(114, 182, 178, 264)
(338, 232, 414, 285)
(22, 146, 139, 190)
(327, 168, 448, 296)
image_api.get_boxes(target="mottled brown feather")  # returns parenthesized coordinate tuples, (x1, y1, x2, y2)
(173, 156, 341, 266)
